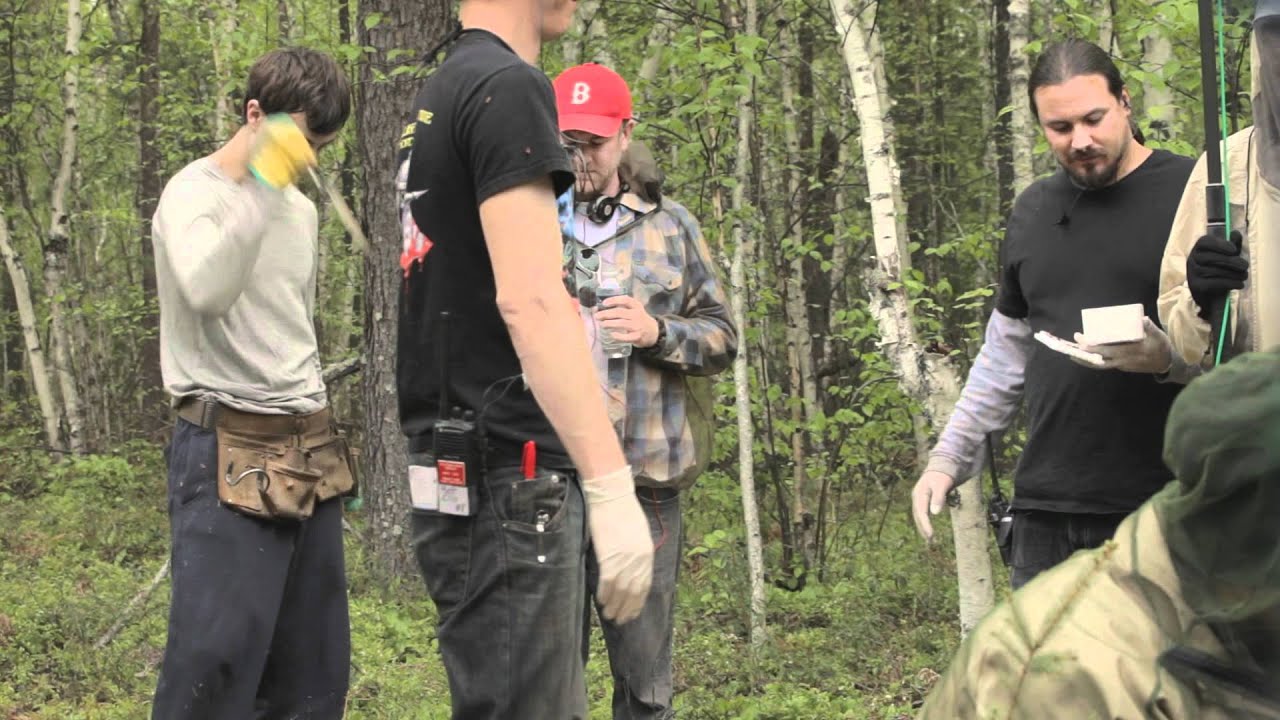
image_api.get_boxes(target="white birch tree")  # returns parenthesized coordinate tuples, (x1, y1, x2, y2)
(830, 0, 996, 633)
(1009, 0, 1035, 195)
(0, 207, 62, 452)
(44, 0, 86, 455)
(728, 0, 768, 649)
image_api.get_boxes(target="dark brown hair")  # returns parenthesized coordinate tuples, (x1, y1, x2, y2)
(1028, 38, 1144, 143)
(240, 47, 351, 136)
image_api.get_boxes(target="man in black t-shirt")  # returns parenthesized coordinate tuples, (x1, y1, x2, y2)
(393, 3, 654, 718)
(911, 39, 1199, 588)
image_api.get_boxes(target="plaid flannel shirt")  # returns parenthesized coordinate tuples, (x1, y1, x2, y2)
(577, 193, 737, 489)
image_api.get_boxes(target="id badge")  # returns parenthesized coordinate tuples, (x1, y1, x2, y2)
(408, 464, 439, 511)
(437, 459, 477, 516)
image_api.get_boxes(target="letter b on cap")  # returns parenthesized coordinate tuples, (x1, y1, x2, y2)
(572, 82, 591, 105)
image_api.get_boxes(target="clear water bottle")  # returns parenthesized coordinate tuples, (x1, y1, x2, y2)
(595, 267, 632, 359)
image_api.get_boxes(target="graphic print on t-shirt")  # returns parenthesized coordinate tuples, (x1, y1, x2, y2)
(397, 110, 435, 276)
(397, 151, 433, 276)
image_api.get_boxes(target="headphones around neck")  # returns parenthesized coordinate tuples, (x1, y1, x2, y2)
(586, 182, 629, 224)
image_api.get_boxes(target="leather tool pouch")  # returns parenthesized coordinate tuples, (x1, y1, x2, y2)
(216, 424, 355, 521)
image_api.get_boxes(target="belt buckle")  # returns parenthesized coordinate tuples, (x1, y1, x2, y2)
(199, 399, 218, 429)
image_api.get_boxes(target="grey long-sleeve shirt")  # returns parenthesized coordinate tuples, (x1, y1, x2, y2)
(152, 157, 326, 414)
(926, 308, 1200, 484)
(926, 309, 1030, 482)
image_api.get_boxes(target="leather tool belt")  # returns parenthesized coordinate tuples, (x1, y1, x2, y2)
(177, 397, 356, 521)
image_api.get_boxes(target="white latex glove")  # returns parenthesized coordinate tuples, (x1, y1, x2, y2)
(584, 465, 654, 623)
(1072, 317, 1174, 375)
(911, 470, 956, 542)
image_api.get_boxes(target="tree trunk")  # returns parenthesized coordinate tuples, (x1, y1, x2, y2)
(636, 10, 674, 98)
(725, 0, 767, 650)
(992, 0, 1015, 217)
(276, 0, 291, 42)
(1097, 0, 1114, 54)
(137, 0, 165, 422)
(1140, 9, 1174, 141)
(356, 0, 454, 579)
(45, 0, 85, 455)
(335, 0, 360, 375)
(830, 0, 995, 634)
(1008, 0, 1035, 195)
(779, 15, 818, 586)
(209, 0, 239, 139)
(0, 207, 61, 452)
(565, 0, 612, 67)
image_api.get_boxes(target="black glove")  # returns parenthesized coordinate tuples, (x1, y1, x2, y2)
(1186, 229, 1248, 321)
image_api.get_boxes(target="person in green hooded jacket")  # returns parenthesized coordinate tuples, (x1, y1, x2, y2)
(920, 346, 1280, 719)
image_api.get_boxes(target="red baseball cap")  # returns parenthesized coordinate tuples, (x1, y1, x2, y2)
(553, 63, 632, 137)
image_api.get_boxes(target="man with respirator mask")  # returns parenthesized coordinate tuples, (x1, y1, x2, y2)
(554, 63, 737, 720)
(1160, 0, 1280, 363)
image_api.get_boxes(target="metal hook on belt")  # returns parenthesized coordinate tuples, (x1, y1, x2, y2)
(227, 466, 270, 492)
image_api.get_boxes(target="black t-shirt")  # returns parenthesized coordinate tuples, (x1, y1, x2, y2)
(996, 149, 1195, 513)
(396, 30, 575, 467)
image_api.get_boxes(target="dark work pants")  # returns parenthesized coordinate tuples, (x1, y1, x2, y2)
(583, 487, 683, 720)
(1009, 509, 1127, 589)
(411, 459, 588, 720)
(152, 418, 350, 720)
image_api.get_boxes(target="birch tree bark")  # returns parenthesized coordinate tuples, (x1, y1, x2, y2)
(209, 0, 239, 140)
(830, 0, 995, 633)
(1008, 0, 1035, 195)
(0, 207, 61, 452)
(45, 0, 85, 455)
(564, 0, 612, 68)
(636, 9, 674, 90)
(277, 0, 292, 42)
(1140, 9, 1174, 139)
(1098, 0, 1115, 55)
(726, 0, 768, 649)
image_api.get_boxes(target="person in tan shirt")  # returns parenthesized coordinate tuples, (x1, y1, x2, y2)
(1159, 2, 1280, 363)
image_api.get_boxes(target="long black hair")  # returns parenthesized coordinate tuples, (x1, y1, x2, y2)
(1028, 38, 1144, 143)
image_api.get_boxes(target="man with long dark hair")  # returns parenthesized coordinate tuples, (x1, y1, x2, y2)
(911, 39, 1197, 587)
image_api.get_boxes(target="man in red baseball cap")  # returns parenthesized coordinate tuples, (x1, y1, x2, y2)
(554, 63, 738, 720)
(555, 62, 635, 203)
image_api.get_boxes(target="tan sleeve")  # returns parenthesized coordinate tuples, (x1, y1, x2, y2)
(1158, 152, 1213, 367)
(918, 604, 1124, 719)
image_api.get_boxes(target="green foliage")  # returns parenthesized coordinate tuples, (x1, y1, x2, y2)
(0, 445, 961, 718)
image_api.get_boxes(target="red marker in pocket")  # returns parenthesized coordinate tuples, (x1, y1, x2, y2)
(522, 441, 537, 480)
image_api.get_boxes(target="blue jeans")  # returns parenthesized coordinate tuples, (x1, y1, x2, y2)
(411, 458, 588, 720)
(584, 487, 683, 720)
(152, 419, 350, 719)
(1009, 509, 1127, 589)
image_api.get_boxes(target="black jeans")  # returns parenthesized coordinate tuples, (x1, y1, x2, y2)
(411, 458, 588, 720)
(152, 419, 350, 720)
(1009, 509, 1127, 589)
(584, 486, 683, 720)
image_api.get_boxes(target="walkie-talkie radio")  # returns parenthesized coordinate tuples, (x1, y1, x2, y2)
(433, 311, 482, 516)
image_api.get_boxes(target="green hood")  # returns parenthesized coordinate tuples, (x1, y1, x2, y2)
(1158, 349, 1280, 675)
